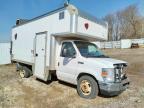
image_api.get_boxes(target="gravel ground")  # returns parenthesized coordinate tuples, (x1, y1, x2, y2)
(0, 48, 144, 108)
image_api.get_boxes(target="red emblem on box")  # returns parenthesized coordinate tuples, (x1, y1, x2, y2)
(84, 23, 89, 30)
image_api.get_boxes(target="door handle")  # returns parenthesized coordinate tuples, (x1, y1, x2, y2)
(35, 53, 38, 57)
(58, 62, 60, 66)
(78, 61, 84, 64)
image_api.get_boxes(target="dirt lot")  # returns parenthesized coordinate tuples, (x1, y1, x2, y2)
(0, 48, 144, 108)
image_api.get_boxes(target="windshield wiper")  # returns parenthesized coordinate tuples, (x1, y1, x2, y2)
(85, 55, 109, 58)
(96, 55, 109, 58)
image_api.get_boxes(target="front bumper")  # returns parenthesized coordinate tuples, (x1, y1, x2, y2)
(99, 78, 130, 96)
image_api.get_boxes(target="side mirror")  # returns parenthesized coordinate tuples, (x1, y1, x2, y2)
(72, 53, 76, 58)
(63, 49, 76, 58)
(63, 49, 68, 57)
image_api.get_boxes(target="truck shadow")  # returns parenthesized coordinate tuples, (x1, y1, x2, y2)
(98, 94, 118, 98)
(36, 78, 53, 85)
(36, 74, 58, 85)
(36, 76, 118, 98)
(58, 80, 76, 89)
(55, 80, 117, 98)
(36, 77, 76, 89)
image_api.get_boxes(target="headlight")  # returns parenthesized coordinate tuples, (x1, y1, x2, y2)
(101, 68, 115, 82)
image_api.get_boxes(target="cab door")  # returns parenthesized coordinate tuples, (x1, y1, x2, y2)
(57, 42, 78, 84)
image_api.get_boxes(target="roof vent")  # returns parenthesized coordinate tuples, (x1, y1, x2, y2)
(66, 4, 78, 15)
(64, 0, 70, 7)
(16, 19, 29, 25)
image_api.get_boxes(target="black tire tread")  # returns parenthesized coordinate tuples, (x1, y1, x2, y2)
(77, 75, 99, 99)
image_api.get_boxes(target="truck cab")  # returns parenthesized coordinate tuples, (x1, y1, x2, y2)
(57, 40, 129, 99)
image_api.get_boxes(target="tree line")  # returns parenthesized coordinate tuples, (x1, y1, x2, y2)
(103, 4, 144, 41)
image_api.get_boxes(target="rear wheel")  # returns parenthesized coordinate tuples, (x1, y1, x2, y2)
(16, 63, 22, 71)
(19, 66, 31, 78)
(77, 75, 99, 99)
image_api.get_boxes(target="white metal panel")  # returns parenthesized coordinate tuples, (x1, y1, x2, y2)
(77, 16, 108, 40)
(131, 39, 144, 45)
(100, 41, 121, 49)
(12, 9, 71, 64)
(103, 42, 113, 49)
(112, 41, 121, 48)
(121, 39, 132, 49)
(100, 42, 105, 49)
(0, 43, 11, 65)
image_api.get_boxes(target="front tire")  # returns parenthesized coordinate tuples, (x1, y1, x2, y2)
(77, 75, 99, 99)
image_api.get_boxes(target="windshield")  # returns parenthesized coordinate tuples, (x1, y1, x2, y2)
(74, 41, 108, 58)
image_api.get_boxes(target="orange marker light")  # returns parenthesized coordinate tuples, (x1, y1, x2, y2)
(101, 71, 108, 77)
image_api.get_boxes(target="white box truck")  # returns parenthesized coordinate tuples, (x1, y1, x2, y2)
(10, 4, 129, 99)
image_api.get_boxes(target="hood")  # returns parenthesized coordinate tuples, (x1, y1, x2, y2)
(86, 58, 127, 68)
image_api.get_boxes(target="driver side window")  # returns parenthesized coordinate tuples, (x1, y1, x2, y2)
(61, 42, 76, 57)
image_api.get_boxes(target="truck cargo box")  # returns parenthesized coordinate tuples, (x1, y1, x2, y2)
(11, 4, 108, 70)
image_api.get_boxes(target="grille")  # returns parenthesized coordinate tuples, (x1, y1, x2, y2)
(114, 64, 127, 82)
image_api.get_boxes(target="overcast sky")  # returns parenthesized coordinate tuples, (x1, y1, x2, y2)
(0, 0, 144, 42)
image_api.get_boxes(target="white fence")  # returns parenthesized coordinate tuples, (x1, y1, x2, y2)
(0, 43, 11, 65)
(94, 38, 144, 49)
(131, 39, 144, 46)
(100, 41, 121, 49)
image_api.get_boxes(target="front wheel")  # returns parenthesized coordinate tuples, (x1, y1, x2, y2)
(77, 75, 99, 99)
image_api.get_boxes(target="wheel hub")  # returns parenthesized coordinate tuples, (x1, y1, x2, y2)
(19, 70, 25, 78)
(80, 80, 91, 95)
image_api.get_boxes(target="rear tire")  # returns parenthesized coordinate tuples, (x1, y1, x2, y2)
(77, 75, 99, 99)
(19, 66, 31, 78)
